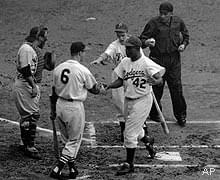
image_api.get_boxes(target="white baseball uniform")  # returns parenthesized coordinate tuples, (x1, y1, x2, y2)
(114, 54, 165, 148)
(53, 60, 97, 159)
(105, 39, 144, 120)
(13, 42, 40, 119)
(104, 39, 126, 118)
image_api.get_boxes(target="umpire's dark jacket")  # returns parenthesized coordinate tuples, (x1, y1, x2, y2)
(140, 15, 189, 57)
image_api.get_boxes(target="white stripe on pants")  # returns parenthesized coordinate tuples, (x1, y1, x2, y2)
(56, 98, 85, 159)
(124, 94, 153, 148)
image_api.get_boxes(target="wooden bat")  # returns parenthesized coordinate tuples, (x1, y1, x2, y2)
(151, 91, 169, 134)
(49, 95, 59, 160)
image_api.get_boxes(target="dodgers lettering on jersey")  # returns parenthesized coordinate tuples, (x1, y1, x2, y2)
(115, 54, 165, 99)
(16, 43, 38, 80)
(105, 39, 145, 68)
(53, 60, 97, 101)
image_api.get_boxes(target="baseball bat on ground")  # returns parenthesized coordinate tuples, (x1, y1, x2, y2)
(50, 115, 59, 160)
(151, 91, 169, 134)
(49, 94, 59, 160)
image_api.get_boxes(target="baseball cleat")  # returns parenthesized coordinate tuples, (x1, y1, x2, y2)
(24, 146, 41, 160)
(141, 136, 156, 159)
(50, 170, 67, 180)
(177, 118, 186, 127)
(116, 162, 134, 176)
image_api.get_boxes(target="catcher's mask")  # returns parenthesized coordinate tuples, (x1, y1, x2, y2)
(25, 25, 48, 43)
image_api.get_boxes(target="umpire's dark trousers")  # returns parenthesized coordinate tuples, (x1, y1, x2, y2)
(149, 51, 187, 121)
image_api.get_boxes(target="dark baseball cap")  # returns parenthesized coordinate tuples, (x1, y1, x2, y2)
(124, 36, 142, 47)
(70, 42, 90, 54)
(159, 2, 173, 12)
(115, 23, 128, 33)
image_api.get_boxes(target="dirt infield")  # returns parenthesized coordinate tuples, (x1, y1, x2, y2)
(0, 0, 220, 179)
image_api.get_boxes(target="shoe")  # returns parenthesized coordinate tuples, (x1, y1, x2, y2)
(69, 171, 78, 179)
(69, 166, 79, 179)
(177, 119, 186, 127)
(141, 136, 156, 159)
(24, 146, 41, 160)
(116, 162, 134, 176)
(50, 170, 67, 180)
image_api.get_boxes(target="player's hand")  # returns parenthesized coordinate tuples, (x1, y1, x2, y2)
(96, 82, 107, 95)
(178, 44, 185, 52)
(100, 83, 108, 95)
(31, 86, 38, 98)
(145, 38, 156, 47)
(147, 76, 163, 86)
(90, 59, 101, 65)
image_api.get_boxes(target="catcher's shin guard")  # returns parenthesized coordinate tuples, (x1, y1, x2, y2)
(20, 118, 30, 147)
(28, 113, 40, 147)
(141, 135, 156, 158)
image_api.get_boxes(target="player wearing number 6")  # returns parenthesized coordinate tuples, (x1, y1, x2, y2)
(105, 36, 165, 175)
(50, 42, 105, 180)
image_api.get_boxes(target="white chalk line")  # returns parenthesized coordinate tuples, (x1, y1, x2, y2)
(87, 145, 220, 149)
(1, 117, 220, 170)
(1, 117, 220, 148)
(109, 164, 220, 169)
(0, 117, 94, 143)
(85, 122, 97, 147)
(75, 175, 91, 180)
(97, 120, 220, 124)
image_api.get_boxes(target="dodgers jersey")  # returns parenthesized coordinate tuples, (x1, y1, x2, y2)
(105, 39, 145, 68)
(16, 43, 38, 81)
(53, 60, 97, 101)
(115, 54, 165, 99)
(105, 39, 127, 68)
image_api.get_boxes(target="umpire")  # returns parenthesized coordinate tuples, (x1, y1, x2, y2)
(140, 2, 189, 126)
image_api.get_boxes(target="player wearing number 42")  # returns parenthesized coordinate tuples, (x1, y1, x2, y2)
(50, 42, 105, 180)
(105, 36, 165, 175)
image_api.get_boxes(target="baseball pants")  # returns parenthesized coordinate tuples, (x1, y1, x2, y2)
(149, 51, 187, 120)
(56, 98, 85, 159)
(124, 93, 153, 148)
(13, 79, 40, 147)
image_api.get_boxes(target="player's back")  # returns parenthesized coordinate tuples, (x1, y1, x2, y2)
(53, 60, 90, 101)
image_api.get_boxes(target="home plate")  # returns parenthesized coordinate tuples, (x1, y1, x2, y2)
(155, 151, 182, 161)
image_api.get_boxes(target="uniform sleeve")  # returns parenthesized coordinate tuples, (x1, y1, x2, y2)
(104, 43, 116, 59)
(84, 69, 97, 89)
(180, 18, 189, 46)
(18, 48, 33, 68)
(114, 59, 125, 79)
(145, 57, 165, 77)
(140, 19, 157, 49)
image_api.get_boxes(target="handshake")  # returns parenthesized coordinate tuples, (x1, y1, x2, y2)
(97, 82, 109, 95)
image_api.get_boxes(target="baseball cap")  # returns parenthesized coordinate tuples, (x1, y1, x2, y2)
(115, 23, 128, 33)
(124, 36, 142, 47)
(159, 2, 173, 12)
(70, 42, 90, 54)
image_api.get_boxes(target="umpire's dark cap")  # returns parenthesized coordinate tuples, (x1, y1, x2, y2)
(159, 2, 173, 12)
(124, 36, 142, 47)
(70, 42, 90, 54)
(115, 23, 128, 33)
(25, 26, 48, 42)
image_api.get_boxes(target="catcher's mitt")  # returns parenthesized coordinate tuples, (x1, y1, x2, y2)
(44, 51, 55, 71)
